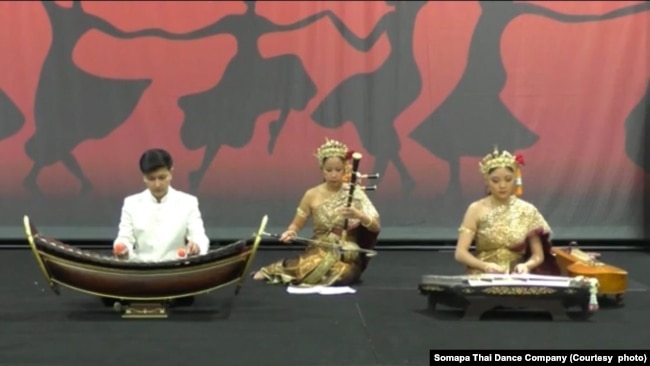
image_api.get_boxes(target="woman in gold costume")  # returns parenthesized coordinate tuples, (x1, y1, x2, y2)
(253, 139, 381, 286)
(455, 147, 560, 275)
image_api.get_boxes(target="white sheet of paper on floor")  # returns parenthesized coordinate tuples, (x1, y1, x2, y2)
(318, 286, 356, 295)
(286, 285, 357, 295)
(286, 285, 323, 294)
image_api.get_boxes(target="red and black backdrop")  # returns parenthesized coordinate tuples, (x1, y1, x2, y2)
(0, 1, 648, 242)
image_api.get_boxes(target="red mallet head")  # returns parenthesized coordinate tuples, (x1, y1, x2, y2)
(113, 243, 127, 255)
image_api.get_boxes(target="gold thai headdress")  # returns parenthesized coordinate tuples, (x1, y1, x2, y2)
(314, 138, 349, 167)
(314, 138, 360, 183)
(479, 146, 525, 196)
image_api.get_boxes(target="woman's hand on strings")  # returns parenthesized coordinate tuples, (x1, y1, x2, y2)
(340, 207, 364, 219)
(483, 262, 506, 274)
(513, 263, 530, 274)
(340, 207, 363, 228)
(279, 230, 297, 243)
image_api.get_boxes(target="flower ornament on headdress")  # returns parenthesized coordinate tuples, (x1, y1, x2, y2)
(314, 138, 349, 167)
(479, 146, 526, 197)
(342, 150, 356, 183)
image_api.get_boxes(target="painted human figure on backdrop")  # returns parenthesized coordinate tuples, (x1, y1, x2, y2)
(0, 90, 24, 142)
(410, 1, 650, 205)
(454, 147, 561, 276)
(139, 0, 327, 193)
(625, 79, 650, 173)
(253, 139, 380, 286)
(311, 1, 428, 193)
(23, 1, 161, 196)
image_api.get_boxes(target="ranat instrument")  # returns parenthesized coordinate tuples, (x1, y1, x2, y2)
(24, 214, 268, 319)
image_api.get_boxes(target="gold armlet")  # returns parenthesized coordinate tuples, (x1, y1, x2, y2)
(296, 207, 308, 218)
(458, 226, 475, 235)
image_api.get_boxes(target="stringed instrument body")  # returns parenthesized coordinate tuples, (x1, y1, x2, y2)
(551, 243, 627, 304)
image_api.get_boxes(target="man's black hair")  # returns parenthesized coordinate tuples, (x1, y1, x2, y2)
(139, 149, 173, 174)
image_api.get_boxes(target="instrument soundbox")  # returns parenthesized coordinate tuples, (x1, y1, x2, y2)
(551, 242, 627, 305)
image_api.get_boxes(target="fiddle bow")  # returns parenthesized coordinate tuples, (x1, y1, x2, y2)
(260, 231, 378, 257)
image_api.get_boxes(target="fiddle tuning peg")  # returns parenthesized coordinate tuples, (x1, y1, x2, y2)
(567, 241, 578, 254)
(355, 172, 380, 179)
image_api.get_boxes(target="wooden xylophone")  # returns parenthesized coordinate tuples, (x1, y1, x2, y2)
(23, 214, 268, 319)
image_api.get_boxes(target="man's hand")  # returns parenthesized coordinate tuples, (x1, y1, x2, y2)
(186, 242, 200, 256)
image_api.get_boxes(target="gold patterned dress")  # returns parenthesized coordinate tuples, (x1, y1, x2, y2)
(467, 196, 561, 275)
(257, 186, 380, 286)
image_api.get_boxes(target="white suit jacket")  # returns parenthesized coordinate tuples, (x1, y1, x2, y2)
(113, 187, 210, 261)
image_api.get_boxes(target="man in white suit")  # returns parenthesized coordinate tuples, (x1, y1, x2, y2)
(113, 148, 210, 261)
(106, 148, 210, 307)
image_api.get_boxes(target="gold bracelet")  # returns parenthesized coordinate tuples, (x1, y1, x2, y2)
(362, 216, 373, 228)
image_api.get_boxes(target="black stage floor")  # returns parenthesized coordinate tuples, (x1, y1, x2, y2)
(1, 248, 649, 366)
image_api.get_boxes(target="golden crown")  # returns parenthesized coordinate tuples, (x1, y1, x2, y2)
(479, 146, 521, 176)
(315, 138, 349, 166)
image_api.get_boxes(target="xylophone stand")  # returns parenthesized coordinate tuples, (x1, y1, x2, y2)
(460, 296, 571, 321)
(113, 301, 169, 319)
